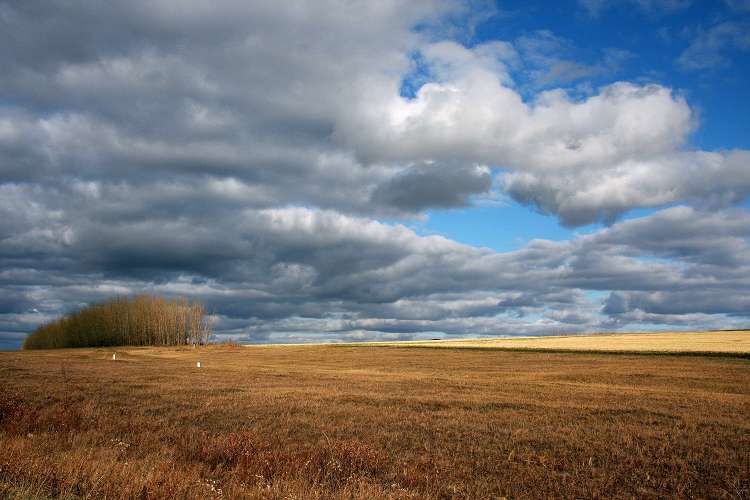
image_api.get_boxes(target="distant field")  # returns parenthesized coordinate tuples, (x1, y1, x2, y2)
(340, 330, 750, 355)
(1, 345, 749, 498)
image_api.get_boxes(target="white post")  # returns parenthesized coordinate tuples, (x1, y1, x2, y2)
(112, 353, 116, 361)
(196, 361, 201, 368)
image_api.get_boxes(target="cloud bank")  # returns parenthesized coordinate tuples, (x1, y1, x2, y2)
(0, 0, 748, 347)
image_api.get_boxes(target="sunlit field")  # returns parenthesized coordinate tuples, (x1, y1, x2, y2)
(1, 343, 749, 499)
(342, 330, 750, 355)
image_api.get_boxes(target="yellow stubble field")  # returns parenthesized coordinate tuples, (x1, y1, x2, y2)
(340, 330, 750, 355)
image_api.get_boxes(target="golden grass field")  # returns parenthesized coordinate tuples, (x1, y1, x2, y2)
(341, 330, 750, 354)
(1, 338, 749, 498)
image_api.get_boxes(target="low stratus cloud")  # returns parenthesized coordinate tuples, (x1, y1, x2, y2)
(0, 0, 748, 347)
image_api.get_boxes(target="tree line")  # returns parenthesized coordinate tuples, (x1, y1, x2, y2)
(23, 295, 213, 349)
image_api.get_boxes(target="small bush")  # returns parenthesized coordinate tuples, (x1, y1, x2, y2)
(0, 392, 93, 436)
(0, 391, 25, 427)
(307, 439, 387, 484)
(180, 430, 271, 468)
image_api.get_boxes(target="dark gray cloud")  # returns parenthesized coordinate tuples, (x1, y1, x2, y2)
(604, 290, 750, 316)
(371, 163, 492, 211)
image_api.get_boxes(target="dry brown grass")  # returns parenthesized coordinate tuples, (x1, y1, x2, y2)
(346, 330, 750, 354)
(1, 345, 749, 499)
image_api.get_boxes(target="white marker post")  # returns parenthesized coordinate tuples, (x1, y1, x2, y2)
(196, 361, 201, 368)
(112, 353, 116, 361)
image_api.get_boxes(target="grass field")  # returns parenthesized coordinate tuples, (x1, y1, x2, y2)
(1, 343, 749, 498)
(336, 330, 750, 355)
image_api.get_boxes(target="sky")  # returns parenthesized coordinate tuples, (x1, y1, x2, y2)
(1, 0, 749, 349)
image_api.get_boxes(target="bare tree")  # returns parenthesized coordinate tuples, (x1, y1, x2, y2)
(23, 295, 215, 349)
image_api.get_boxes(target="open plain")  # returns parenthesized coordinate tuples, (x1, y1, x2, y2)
(343, 330, 750, 355)
(1, 337, 749, 498)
